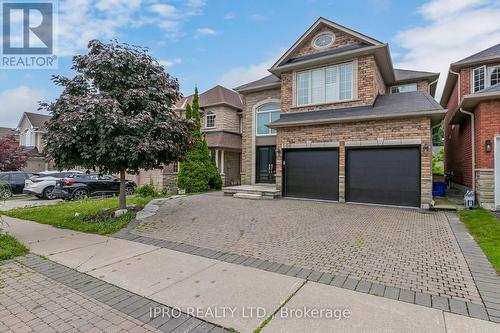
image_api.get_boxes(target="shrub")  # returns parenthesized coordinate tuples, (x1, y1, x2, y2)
(135, 184, 159, 197)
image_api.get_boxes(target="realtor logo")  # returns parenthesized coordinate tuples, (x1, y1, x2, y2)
(1, 0, 57, 69)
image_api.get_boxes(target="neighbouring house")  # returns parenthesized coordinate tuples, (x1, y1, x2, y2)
(16, 112, 54, 172)
(441, 43, 500, 210)
(234, 17, 444, 208)
(0, 127, 18, 140)
(128, 85, 244, 191)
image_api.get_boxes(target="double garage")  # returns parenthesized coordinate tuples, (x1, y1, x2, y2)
(282, 146, 421, 207)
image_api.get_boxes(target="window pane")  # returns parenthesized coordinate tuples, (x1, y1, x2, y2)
(490, 67, 500, 86)
(339, 63, 353, 100)
(257, 113, 269, 135)
(297, 72, 309, 106)
(311, 69, 324, 104)
(257, 103, 280, 112)
(206, 114, 216, 128)
(270, 111, 280, 134)
(391, 84, 417, 93)
(325, 67, 338, 102)
(474, 67, 485, 92)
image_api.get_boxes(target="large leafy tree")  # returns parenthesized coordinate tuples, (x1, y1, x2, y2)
(0, 135, 28, 171)
(177, 88, 222, 193)
(41, 40, 193, 209)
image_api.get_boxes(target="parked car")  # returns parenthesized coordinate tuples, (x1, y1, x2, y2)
(0, 171, 33, 197)
(53, 173, 136, 200)
(23, 171, 83, 200)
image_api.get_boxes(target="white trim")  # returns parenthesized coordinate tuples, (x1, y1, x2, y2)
(281, 142, 340, 149)
(252, 98, 281, 184)
(205, 112, 216, 129)
(311, 31, 336, 50)
(270, 17, 382, 70)
(495, 135, 500, 208)
(472, 65, 486, 93)
(345, 138, 422, 147)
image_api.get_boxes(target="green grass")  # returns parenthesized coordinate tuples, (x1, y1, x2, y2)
(459, 208, 500, 273)
(0, 196, 164, 235)
(0, 234, 28, 261)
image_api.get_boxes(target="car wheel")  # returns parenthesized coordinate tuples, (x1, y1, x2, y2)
(125, 186, 134, 196)
(72, 189, 88, 200)
(43, 186, 56, 200)
(0, 186, 12, 199)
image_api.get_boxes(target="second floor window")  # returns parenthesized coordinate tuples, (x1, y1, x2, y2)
(296, 62, 353, 106)
(205, 112, 216, 129)
(256, 102, 281, 135)
(472, 65, 500, 93)
(473, 66, 485, 93)
(390, 83, 417, 94)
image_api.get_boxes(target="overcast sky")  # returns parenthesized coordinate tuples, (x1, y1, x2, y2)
(1, 0, 500, 128)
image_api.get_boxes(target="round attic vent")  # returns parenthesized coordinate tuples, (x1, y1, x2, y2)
(313, 33, 335, 49)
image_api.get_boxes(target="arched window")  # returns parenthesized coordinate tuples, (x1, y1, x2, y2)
(205, 111, 216, 129)
(256, 103, 280, 135)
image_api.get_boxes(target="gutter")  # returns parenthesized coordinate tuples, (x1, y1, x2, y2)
(428, 78, 438, 95)
(268, 109, 446, 128)
(459, 108, 476, 191)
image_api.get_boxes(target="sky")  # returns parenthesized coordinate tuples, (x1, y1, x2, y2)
(1, 0, 500, 128)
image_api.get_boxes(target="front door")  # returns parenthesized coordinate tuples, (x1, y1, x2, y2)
(256, 146, 276, 183)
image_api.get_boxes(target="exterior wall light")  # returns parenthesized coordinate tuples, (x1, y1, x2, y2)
(485, 139, 492, 153)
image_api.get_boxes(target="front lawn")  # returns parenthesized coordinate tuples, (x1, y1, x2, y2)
(459, 208, 500, 273)
(0, 234, 28, 261)
(0, 196, 164, 235)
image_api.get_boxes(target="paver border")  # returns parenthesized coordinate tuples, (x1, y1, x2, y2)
(11, 254, 231, 333)
(113, 212, 495, 323)
(446, 212, 500, 323)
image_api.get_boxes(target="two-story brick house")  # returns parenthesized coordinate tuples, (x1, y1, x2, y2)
(441, 43, 500, 210)
(235, 17, 444, 208)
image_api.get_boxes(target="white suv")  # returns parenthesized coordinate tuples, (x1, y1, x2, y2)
(24, 171, 83, 200)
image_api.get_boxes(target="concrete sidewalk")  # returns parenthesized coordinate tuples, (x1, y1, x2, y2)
(3, 216, 500, 333)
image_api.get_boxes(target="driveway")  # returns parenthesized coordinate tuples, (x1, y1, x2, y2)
(132, 192, 481, 304)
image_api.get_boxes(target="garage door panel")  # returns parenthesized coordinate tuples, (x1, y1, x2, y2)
(284, 149, 339, 201)
(346, 147, 420, 207)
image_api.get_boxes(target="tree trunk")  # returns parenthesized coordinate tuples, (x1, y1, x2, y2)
(119, 170, 126, 210)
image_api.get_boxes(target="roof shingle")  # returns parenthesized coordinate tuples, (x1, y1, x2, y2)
(176, 85, 243, 110)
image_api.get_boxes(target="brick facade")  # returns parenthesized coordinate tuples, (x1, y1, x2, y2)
(275, 117, 433, 207)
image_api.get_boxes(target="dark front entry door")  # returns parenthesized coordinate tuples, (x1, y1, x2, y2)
(256, 146, 276, 183)
(346, 147, 421, 207)
(283, 149, 339, 201)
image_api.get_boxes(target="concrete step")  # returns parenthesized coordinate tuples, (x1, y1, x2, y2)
(233, 193, 263, 200)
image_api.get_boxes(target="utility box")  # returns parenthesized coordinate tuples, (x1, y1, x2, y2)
(464, 191, 476, 209)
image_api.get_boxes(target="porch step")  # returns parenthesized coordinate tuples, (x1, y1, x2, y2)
(233, 193, 263, 200)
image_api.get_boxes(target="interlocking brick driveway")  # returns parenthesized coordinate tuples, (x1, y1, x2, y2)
(132, 192, 481, 304)
(0, 261, 159, 333)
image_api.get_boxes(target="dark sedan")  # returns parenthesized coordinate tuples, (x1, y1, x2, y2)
(53, 174, 136, 200)
(0, 171, 33, 197)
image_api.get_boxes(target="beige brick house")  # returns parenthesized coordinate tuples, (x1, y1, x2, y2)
(134, 85, 244, 191)
(234, 17, 445, 208)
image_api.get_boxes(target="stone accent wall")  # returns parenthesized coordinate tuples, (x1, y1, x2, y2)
(276, 117, 433, 207)
(290, 25, 364, 58)
(476, 169, 494, 210)
(240, 88, 281, 185)
(224, 151, 241, 186)
(281, 55, 379, 113)
(417, 80, 429, 92)
(202, 105, 241, 133)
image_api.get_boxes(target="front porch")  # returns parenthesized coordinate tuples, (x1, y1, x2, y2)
(223, 184, 281, 200)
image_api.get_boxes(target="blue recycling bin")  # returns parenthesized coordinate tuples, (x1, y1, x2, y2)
(432, 182, 446, 197)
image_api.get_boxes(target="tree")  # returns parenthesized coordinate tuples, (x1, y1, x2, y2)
(0, 135, 28, 171)
(41, 40, 194, 209)
(433, 123, 444, 146)
(177, 88, 222, 193)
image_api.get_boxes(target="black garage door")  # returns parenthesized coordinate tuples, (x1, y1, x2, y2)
(346, 147, 420, 207)
(283, 149, 339, 201)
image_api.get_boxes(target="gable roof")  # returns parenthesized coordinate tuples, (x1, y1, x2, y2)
(270, 17, 383, 71)
(234, 74, 281, 93)
(269, 91, 444, 128)
(452, 43, 500, 68)
(18, 112, 51, 131)
(176, 85, 243, 111)
(441, 43, 500, 106)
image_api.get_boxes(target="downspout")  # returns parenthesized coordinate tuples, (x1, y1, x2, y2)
(428, 78, 438, 95)
(460, 108, 475, 191)
(449, 68, 461, 105)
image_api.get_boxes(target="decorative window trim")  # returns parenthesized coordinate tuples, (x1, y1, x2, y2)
(472, 65, 486, 93)
(205, 112, 216, 129)
(255, 102, 281, 137)
(390, 83, 417, 94)
(311, 32, 336, 50)
(294, 61, 354, 107)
